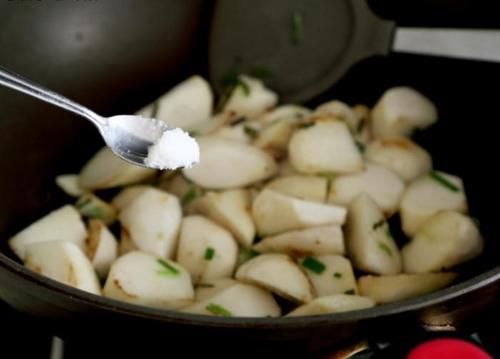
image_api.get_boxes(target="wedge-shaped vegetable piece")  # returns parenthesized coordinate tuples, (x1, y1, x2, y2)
(301, 255, 357, 297)
(255, 118, 299, 159)
(328, 163, 405, 215)
(9, 205, 87, 260)
(400, 171, 467, 236)
(111, 185, 150, 211)
(195, 278, 239, 301)
(190, 189, 255, 247)
(76, 194, 116, 225)
(176, 216, 238, 283)
(346, 193, 402, 275)
(153, 75, 212, 132)
(314, 100, 359, 132)
(257, 105, 311, 126)
(402, 211, 482, 273)
(85, 219, 118, 278)
(252, 189, 347, 236)
(221, 75, 278, 120)
(25, 240, 101, 295)
(236, 254, 313, 303)
(358, 272, 456, 304)
(265, 175, 328, 202)
(104, 251, 194, 309)
(289, 121, 363, 175)
(212, 122, 261, 144)
(55, 174, 84, 197)
(184, 282, 281, 317)
(118, 188, 182, 258)
(287, 294, 375, 316)
(365, 138, 432, 182)
(254, 225, 345, 257)
(79, 147, 155, 190)
(371, 87, 438, 139)
(183, 137, 277, 189)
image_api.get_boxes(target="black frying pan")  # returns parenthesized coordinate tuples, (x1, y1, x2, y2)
(1, 0, 500, 357)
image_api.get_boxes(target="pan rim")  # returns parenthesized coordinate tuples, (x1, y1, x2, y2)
(1, 251, 498, 328)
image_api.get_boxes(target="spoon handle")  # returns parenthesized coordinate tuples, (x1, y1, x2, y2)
(0, 66, 105, 127)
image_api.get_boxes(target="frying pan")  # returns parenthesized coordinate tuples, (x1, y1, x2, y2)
(1, 0, 500, 357)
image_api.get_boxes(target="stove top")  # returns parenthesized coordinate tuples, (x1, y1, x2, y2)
(3, 300, 498, 359)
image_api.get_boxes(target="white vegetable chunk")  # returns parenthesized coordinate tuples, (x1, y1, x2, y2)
(345, 193, 402, 275)
(252, 189, 347, 236)
(154, 75, 213, 132)
(254, 225, 345, 257)
(212, 122, 260, 144)
(221, 75, 278, 120)
(265, 175, 328, 202)
(176, 215, 238, 283)
(301, 255, 358, 297)
(184, 282, 281, 317)
(402, 211, 483, 273)
(255, 119, 298, 160)
(287, 294, 375, 316)
(289, 121, 364, 175)
(195, 278, 239, 301)
(25, 240, 101, 295)
(9, 205, 87, 260)
(371, 87, 438, 139)
(118, 188, 182, 259)
(236, 254, 314, 303)
(85, 219, 118, 278)
(314, 100, 359, 132)
(257, 105, 311, 126)
(365, 137, 432, 182)
(79, 147, 155, 190)
(400, 171, 467, 236)
(55, 174, 84, 197)
(111, 185, 150, 211)
(182, 136, 277, 189)
(328, 163, 405, 215)
(358, 272, 456, 304)
(190, 190, 255, 247)
(103, 251, 194, 309)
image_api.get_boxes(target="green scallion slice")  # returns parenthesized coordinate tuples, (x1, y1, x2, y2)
(377, 241, 393, 257)
(206, 303, 232, 317)
(301, 256, 326, 274)
(428, 171, 460, 192)
(204, 247, 215, 261)
(157, 259, 179, 276)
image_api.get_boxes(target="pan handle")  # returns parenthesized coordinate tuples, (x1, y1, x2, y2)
(391, 28, 500, 63)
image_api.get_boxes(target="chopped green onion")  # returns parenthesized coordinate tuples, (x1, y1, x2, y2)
(301, 256, 326, 274)
(181, 187, 200, 206)
(249, 66, 273, 80)
(243, 125, 258, 139)
(355, 140, 366, 153)
(372, 219, 386, 230)
(238, 247, 259, 266)
(377, 241, 393, 257)
(428, 171, 460, 192)
(333, 272, 342, 279)
(157, 259, 179, 276)
(206, 303, 232, 317)
(291, 12, 304, 45)
(237, 80, 250, 96)
(204, 247, 215, 260)
(299, 122, 314, 129)
(385, 226, 393, 239)
(344, 289, 355, 295)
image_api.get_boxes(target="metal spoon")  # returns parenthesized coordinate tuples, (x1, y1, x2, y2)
(0, 66, 168, 168)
